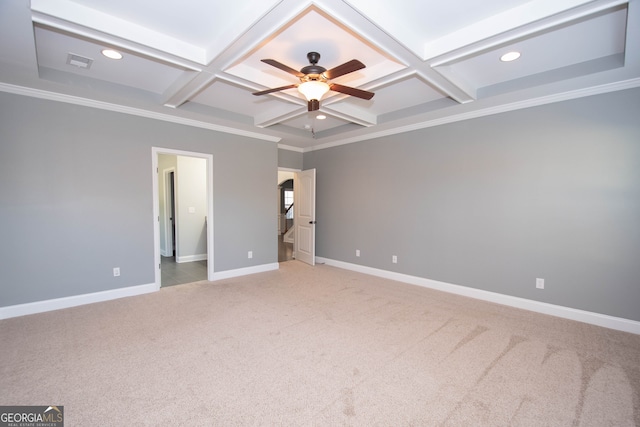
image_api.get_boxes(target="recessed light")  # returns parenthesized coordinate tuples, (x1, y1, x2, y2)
(316, 114, 326, 120)
(101, 49, 123, 60)
(500, 51, 521, 62)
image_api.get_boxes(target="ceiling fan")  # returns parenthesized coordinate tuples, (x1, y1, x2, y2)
(252, 51, 374, 111)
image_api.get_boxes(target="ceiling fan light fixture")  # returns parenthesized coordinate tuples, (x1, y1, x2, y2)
(298, 80, 330, 102)
(253, 52, 373, 111)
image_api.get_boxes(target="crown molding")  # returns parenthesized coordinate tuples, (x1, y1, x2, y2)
(0, 82, 281, 143)
(277, 143, 305, 153)
(305, 77, 640, 152)
(3, 77, 639, 153)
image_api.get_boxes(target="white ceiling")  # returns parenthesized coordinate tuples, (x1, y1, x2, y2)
(1, 0, 638, 151)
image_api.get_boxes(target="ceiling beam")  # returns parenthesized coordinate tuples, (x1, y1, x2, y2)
(254, 104, 307, 128)
(163, 71, 215, 108)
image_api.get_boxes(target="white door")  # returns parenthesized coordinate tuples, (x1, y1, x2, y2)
(294, 168, 316, 266)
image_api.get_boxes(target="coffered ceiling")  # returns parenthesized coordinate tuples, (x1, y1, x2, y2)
(1, 0, 638, 151)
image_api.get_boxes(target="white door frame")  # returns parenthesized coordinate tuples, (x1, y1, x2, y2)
(152, 147, 214, 289)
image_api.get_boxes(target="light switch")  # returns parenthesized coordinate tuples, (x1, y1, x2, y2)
(188, 207, 196, 214)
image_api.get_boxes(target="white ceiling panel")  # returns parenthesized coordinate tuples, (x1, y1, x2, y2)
(349, 76, 447, 115)
(446, 6, 628, 91)
(344, 0, 534, 56)
(66, 0, 271, 47)
(34, 26, 188, 94)
(191, 80, 270, 115)
(224, 7, 406, 92)
(280, 113, 352, 134)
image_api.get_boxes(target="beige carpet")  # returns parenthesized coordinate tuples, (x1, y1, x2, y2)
(1, 262, 639, 426)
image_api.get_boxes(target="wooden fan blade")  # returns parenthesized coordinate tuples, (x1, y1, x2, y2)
(324, 59, 365, 79)
(261, 59, 304, 77)
(329, 83, 374, 100)
(252, 84, 298, 96)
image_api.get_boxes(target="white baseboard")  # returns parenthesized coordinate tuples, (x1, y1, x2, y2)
(0, 283, 157, 320)
(0, 263, 278, 320)
(176, 254, 207, 263)
(316, 257, 640, 335)
(212, 263, 279, 281)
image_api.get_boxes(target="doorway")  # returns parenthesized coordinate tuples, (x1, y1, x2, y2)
(278, 169, 297, 262)
(152, 148, 214, 289)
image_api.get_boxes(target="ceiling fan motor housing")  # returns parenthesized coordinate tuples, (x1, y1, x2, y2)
(301, 73, 326, 83)
(307, 51, 321, 64)
(301, 51, 327, 76)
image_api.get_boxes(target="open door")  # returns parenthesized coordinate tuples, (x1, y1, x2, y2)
(294, 168, 316, 266)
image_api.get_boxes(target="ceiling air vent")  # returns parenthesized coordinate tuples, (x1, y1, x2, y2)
(66, 53, 93, 69)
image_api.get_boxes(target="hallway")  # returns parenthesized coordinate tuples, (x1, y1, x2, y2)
(278, 234, 294, 262)
(161, 256, 207, 287)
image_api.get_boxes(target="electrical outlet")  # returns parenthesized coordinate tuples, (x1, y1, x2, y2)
(536, 278, 544, 289)
(392, 255, 398, 264)
(113, 267, 120, 277)
(248, 251, 253, 259)
(356, 249, 360, 257)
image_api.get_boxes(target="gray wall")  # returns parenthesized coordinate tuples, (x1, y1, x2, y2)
(278, 148, 303, 170)
(0, 92, 277, 307)
(304, 88, 640, 322)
